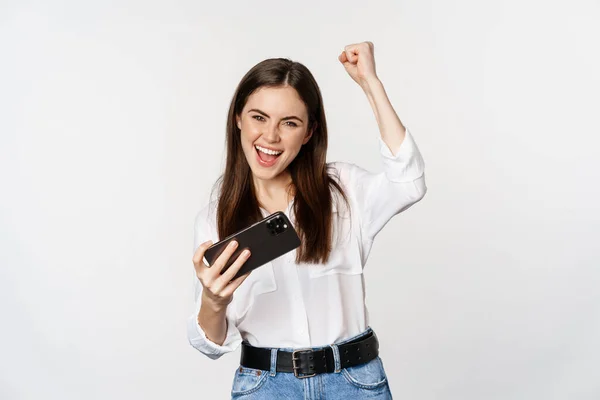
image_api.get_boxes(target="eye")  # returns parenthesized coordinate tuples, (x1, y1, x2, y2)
(284, 121, 298, 127)
(252, 115, 265, 122)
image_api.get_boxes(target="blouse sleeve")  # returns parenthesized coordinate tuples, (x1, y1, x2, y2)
(342, 127, 427, 242)
(186, 206, 243, 360)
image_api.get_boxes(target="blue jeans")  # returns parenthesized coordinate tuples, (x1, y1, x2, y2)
(230, 327, 393, 399)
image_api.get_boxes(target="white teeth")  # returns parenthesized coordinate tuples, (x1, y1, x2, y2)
(255, 145, 282, 156)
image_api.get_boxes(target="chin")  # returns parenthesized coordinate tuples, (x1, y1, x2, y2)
(250, 166, 281, 181)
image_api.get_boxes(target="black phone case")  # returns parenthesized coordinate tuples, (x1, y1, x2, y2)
(203, 211, 301, 281)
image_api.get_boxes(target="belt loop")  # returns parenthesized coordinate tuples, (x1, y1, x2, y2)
(269, 348, 278, 377)
(328, 343, 342, 373)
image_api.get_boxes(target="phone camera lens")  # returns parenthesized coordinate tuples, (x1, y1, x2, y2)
(267, 216, 287, 235)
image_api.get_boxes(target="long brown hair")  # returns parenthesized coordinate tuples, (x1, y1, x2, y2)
(214, 58, 349, 264)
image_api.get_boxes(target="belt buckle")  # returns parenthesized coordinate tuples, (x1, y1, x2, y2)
(291, 348, 316, 379)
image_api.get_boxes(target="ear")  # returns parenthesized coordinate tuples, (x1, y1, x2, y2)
(236, 115, 242, 130)
(302, 123, 316, 145)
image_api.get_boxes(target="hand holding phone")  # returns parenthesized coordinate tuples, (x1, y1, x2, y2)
(192, 238, 252, 310)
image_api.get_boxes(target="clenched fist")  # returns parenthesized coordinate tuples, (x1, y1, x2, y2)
(338, 41, 378, 89)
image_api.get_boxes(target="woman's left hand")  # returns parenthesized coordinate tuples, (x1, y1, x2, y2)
(338, 41, 379, 89)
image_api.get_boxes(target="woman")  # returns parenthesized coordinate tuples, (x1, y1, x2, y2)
(188, 41, 426, 399)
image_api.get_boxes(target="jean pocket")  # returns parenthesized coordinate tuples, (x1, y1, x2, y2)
(341, 356, 388, 389)
(231, 366, 268, 397)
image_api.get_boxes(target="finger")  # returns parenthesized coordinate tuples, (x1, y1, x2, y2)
(345, 49, 358, 64)
(220, 270, 252, 298)
(344, 43, 360, 52)
(209, 251, 250, 297)
(211, 240, 240, 275)
(216, 248, 251, 286)
(344, 44, 359, 63)
(192, 240, 213, 273)
(363, 41, 374, 57)
(339, 52, 353, 70)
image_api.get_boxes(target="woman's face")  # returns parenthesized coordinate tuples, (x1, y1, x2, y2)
(236, 85, 312, 183)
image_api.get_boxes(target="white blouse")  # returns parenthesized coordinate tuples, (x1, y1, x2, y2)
(187, 127, 427, 360)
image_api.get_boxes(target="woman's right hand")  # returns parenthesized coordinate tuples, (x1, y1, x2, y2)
(192, 240, 252, 310)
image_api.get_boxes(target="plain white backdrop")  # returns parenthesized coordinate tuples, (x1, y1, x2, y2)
(1, 0, 599, 399)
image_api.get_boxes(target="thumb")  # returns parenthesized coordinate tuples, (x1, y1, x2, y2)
(338, 52, 354, 72)
(344, 48, 359, 64)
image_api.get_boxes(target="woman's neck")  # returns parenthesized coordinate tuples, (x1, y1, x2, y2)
(253, 171, 294, 214)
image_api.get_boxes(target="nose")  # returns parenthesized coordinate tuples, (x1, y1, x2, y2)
(262, 123, 281, 144)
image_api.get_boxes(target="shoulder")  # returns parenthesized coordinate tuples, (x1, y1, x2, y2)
(194, 199, 219, 242)
(327, 160, 372, 189)
(194, 178, 223, 233)
(327, 161, 361, 182)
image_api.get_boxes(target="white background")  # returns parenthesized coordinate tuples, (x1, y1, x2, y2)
(1, 0, 599, 399)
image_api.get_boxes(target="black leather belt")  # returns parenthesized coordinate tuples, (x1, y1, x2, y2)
(240, 330, 379, 378)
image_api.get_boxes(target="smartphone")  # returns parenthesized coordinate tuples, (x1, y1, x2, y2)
(203, 211, 301, 281)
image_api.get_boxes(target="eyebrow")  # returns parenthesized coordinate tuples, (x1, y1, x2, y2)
(247, 108, 304, 123)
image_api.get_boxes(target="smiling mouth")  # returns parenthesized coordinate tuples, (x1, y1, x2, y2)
(254, 145, 282, 166)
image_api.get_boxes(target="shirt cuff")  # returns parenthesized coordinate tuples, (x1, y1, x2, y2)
(187, 296, 243, 360)
(187, 312, 242, 360)
(378, 127, 425, 182)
